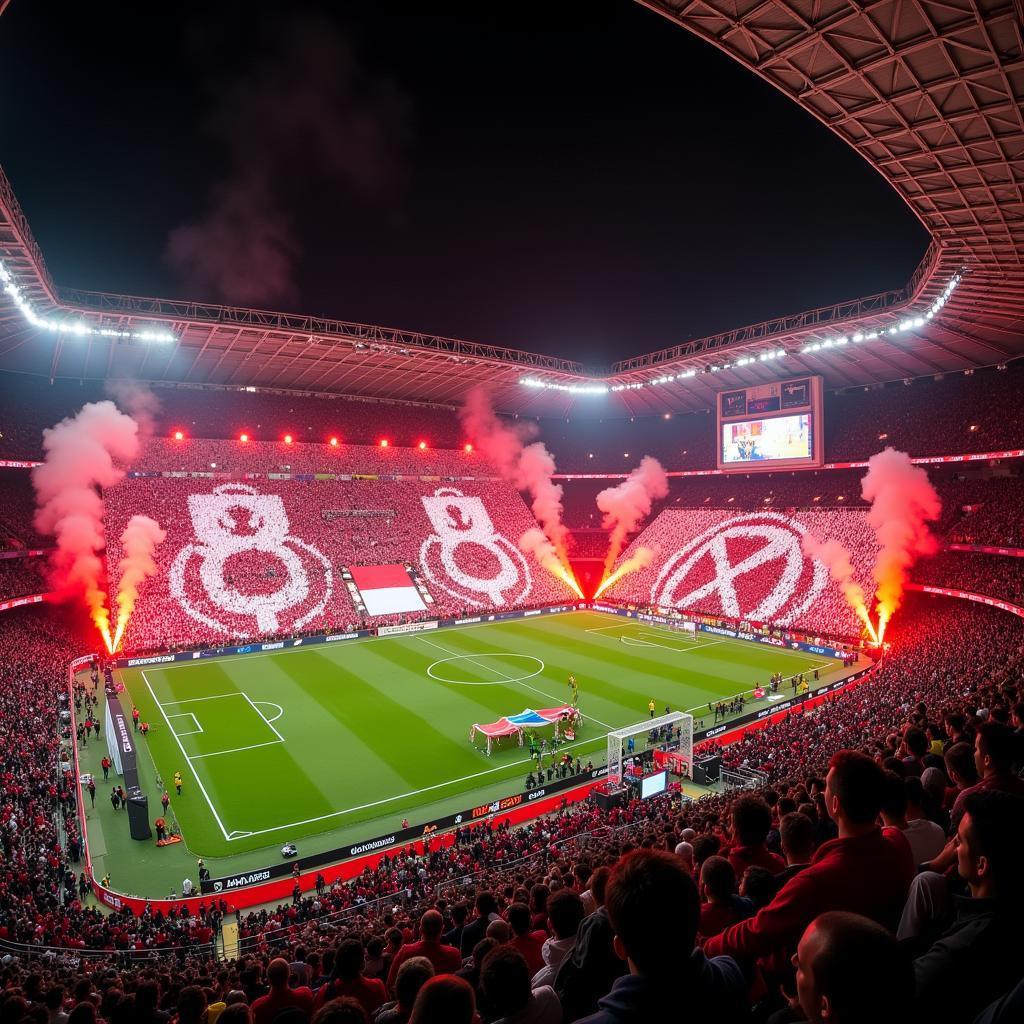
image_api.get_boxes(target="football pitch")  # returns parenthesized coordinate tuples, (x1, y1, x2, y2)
(121, 611, 839, 858)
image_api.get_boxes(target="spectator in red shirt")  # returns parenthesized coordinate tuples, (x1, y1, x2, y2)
(387, 910, 461, 994)
(250, 957, 314, 1024)
(698, 857, 751, 940)
(704, 751, 915, 973)
(408, 975, 477, 1024)
(727, 795, 786, 877)
(506, 902, 546, 976)
(314, 938, 388, 1017)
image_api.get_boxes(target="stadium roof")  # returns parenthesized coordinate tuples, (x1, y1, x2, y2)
(1, 0, 1021, 418)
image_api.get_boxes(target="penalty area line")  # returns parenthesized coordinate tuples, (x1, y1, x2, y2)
(141, 670, 233, 842)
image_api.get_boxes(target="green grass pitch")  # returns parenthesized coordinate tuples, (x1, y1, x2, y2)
(120, 611, 836, 858)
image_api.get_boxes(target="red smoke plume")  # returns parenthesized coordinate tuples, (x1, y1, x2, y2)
(461, 389, 571, 565)
(801, 533, 874, 639)
(32, 402, 142, 649)
(112, 515, 167, 651)
(597, 456, 669, 577)
(861, 447, 941, 638)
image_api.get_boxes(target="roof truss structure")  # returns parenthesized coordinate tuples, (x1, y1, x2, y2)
(1, 0, 1021, 417)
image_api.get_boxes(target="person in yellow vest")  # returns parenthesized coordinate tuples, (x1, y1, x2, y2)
(648, 698, 656, 718)
(174, 770, 183, 796)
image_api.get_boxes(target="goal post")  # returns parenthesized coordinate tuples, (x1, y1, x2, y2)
(606, 711, 693, 788)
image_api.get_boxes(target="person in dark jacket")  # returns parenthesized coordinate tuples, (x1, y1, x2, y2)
(913, 790, 1024, 1022)
(790, 912, 912, 1024)
(575, 849, 747, 1024)
(554, 867, 626, 1021)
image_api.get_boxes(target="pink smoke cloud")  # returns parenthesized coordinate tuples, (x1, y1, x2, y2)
(460, 388, 570, 564)
(597, 456, 669, 576)
(32, 402, 142, 644)
(861, 447, 941, 633)
(801, 532, 872, 634)
(113, 515, 167, 649)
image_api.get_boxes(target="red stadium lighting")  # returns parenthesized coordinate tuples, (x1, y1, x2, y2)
(418, 441, 427, 450)
(239, 433, 249, 443)
(380, 439, 389, 448)
(284, 434, 293, 445)
(172, 430, 184, 441)
(329, 436, 339, 447)
(464, 443, 473, 453)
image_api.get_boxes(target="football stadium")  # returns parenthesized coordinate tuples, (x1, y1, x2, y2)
(1, 2, 1023, 1022)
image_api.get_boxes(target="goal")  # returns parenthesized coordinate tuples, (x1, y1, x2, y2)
(606, 711, 693, 788)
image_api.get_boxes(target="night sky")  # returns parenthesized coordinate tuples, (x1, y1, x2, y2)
(0, 0, 929, 371)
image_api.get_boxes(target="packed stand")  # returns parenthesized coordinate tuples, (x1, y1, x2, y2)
(0, 469, 46, 550)
(135, 438, 485, 477)
(0, 555, 48, 600)
(102, 476, 578, 654)
(2, 595, 1024, 1022)
(913, 550, 1024, 606)
(600, 507, 878, 638)
(944, 477, 1024, 547)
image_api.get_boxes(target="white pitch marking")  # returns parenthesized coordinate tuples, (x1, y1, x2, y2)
(253, 701, 284, 723)
(166, 711, 204, 736)
(149, 610, 589, 671)
(222, 732, 601, 841)
(190, 739, 284, 760)
(427, 654, 545, 687)
(161, 692, 243, 705)
(415, 634, 616, 731)
(241, 691, 285, 742)
(141, 670, 231, 841)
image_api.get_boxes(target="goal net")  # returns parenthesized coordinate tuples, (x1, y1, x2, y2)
(606, 711, 693, 789)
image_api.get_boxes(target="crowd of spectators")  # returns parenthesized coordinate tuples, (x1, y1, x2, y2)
(102, 475, 577, 654)
(3, 362, 1023, 470)
(0, 471, 45, 551)
(912, 551, 1024, 607)
(601, 507, 878, 638)
(0, 556, 48, 601)
(133, 438, 485, 477)
(1, 587, 1023, 1021)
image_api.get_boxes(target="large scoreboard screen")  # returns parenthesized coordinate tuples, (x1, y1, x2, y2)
(716, 376, 823, 472)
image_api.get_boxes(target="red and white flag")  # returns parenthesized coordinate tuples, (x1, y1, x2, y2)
(350, 564, 427, 616)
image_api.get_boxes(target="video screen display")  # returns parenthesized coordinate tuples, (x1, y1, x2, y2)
(640, 770, 668, 800)
(721, 413, 813, 465)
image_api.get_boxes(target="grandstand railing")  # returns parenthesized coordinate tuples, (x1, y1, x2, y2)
(720, 766, 769, 791)
(0, 933, 217, 966)
(237, 817, 658, 954)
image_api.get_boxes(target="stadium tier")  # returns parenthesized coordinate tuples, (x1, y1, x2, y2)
(103, 466, 578, 652)
(599, 508, 878, 639)
(1, 0, 1023, 1015)
(3, 363, 1024, 468)
(1, 591, 1022, 1024)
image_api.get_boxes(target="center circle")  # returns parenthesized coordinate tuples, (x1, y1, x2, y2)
(427, 654, 545, 686)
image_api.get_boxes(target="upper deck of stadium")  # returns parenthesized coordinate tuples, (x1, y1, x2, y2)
(0, 0, 1021, 417)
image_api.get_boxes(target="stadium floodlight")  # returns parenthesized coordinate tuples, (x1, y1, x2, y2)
(520, 377, 609, 395)
(0, 257, 175, 344)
